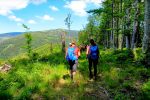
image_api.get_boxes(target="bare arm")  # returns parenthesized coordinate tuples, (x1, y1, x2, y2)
(86, 45, 90, 55)
(78, 48, 81, 57)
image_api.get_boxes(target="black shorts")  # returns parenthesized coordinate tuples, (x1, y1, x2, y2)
(68, 60, 78, 72)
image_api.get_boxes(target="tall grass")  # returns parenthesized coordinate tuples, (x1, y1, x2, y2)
(0, 46, 150, 99)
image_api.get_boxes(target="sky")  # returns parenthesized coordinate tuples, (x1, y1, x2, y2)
(0, 0, 103, 34)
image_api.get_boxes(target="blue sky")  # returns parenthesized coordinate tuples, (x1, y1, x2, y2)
(0, 0, 103, 34)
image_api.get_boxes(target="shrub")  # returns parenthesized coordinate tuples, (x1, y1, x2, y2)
(141, 80, 150, 99)
(31, 52, 39, 61)
(133, 48, 144, 61)
(115, 49, 134, 63)
(0, 91, 12, 100)
(114, 93, 128, 100)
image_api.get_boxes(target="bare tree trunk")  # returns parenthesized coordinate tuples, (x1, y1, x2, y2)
(103, 28, 107, 49)
(116, 18, 119, 49)
(142, 0, 150, 67)
(115, 1, 120, 49)
(126, 35, 131, 49)
(61, 32, 66, 53)
(107, 27, 110, 48)
(110, 0, 115, 49)
(62, 39, 65, 52)
(119, 0, 123, 49)
(125, 7, 131, 49)
(119, 34, 123, 49)
(121, 34, 124, 50)
(131, 0, 140, 49)
(135, 23, 141, 47)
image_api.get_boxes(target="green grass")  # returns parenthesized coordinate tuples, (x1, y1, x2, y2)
(0, 29, 78, 59)
(0, 45, 150, 100)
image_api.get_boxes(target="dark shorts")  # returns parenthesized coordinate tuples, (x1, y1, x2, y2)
(68, 60, 78, 72)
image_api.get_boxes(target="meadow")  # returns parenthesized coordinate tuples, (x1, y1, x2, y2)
(0, 29, 78, 59)
(0, 43, 150, 100)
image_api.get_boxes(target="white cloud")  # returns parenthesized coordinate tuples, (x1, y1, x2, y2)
(64, 1, 87, 17)
(0, 0, 47, 24)
(43, 15, 54, 21)
(28, 20, 36, 24)
(0, 9, 12, 16)
(30, 0, 47, 5)
(8, 15, 24, 22)
(0, 0, 29, 16)
(64, 0, 104, 17)
(49, 6, 59, 11)
(36, 15, 54, 21)
(0, 0, 47, 16)
(17, 23, 22, 26)
(89, 0, 103, 6)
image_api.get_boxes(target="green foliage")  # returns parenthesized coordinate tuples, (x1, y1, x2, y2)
(0, 91, 12, 100)
(0, 59, 5, 65)
(141, 80, 150, 99)
(0, 29, 78, 59)
(103, 68, 120, 89)
(0, 43, 150, 99)
(114, 49, 134, 63)
(22, 24, 33, 59)
(31, 52, 39, 61)
(99, 48, 150, 99)
(101, 49, 134, 64)
(133, 48, 145, 61)
(78, 15, 102, 45)
(78, 30, 88, 45)
(24, 33, 32, 58)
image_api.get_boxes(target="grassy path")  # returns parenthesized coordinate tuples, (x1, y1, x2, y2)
(0, 46, 150, 99)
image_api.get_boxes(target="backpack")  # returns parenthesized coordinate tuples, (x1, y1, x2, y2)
(66, 47, 77, 61)
(90, 45, 99, 60)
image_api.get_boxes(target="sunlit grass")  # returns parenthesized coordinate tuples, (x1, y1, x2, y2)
(0, 45, 150, 99)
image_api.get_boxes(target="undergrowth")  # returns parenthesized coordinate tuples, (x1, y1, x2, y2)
(0, 46, 150, 100)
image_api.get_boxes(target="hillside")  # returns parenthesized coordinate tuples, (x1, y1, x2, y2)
(0, 44, 149, 99)
(0, 32, 24, 42)
(0, 0, 150, 100)
(0, 32, 23, 38)
(0, 29, 78, 59)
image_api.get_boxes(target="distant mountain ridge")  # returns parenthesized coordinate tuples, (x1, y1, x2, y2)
(0, 32, 24, 37)
(0, 29, 78, 59)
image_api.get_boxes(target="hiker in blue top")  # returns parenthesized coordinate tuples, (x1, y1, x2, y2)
(86, 39, 99, 80)
(65, 41, 80, 81)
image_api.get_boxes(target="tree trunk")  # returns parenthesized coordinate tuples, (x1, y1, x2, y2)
(131, 0, 140, 49)
(131, 21, 140, 49)
(62, 39, 65, 52)
(126, 34, 131, 49)
(116, 17, 119, 49)
(107, 31, 110, 48)
(110, 0, 115, 49)
(142, 0, 150, 67)
(119, 34, 124, 49)
(136, 23, 141, 47)
(119, 0, 123, 49)
(61, 33, 66, 53)
(125, 7, 131, 49)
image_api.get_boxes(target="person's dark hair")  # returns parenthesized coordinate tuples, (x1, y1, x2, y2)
(90, 39, 95, 45)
